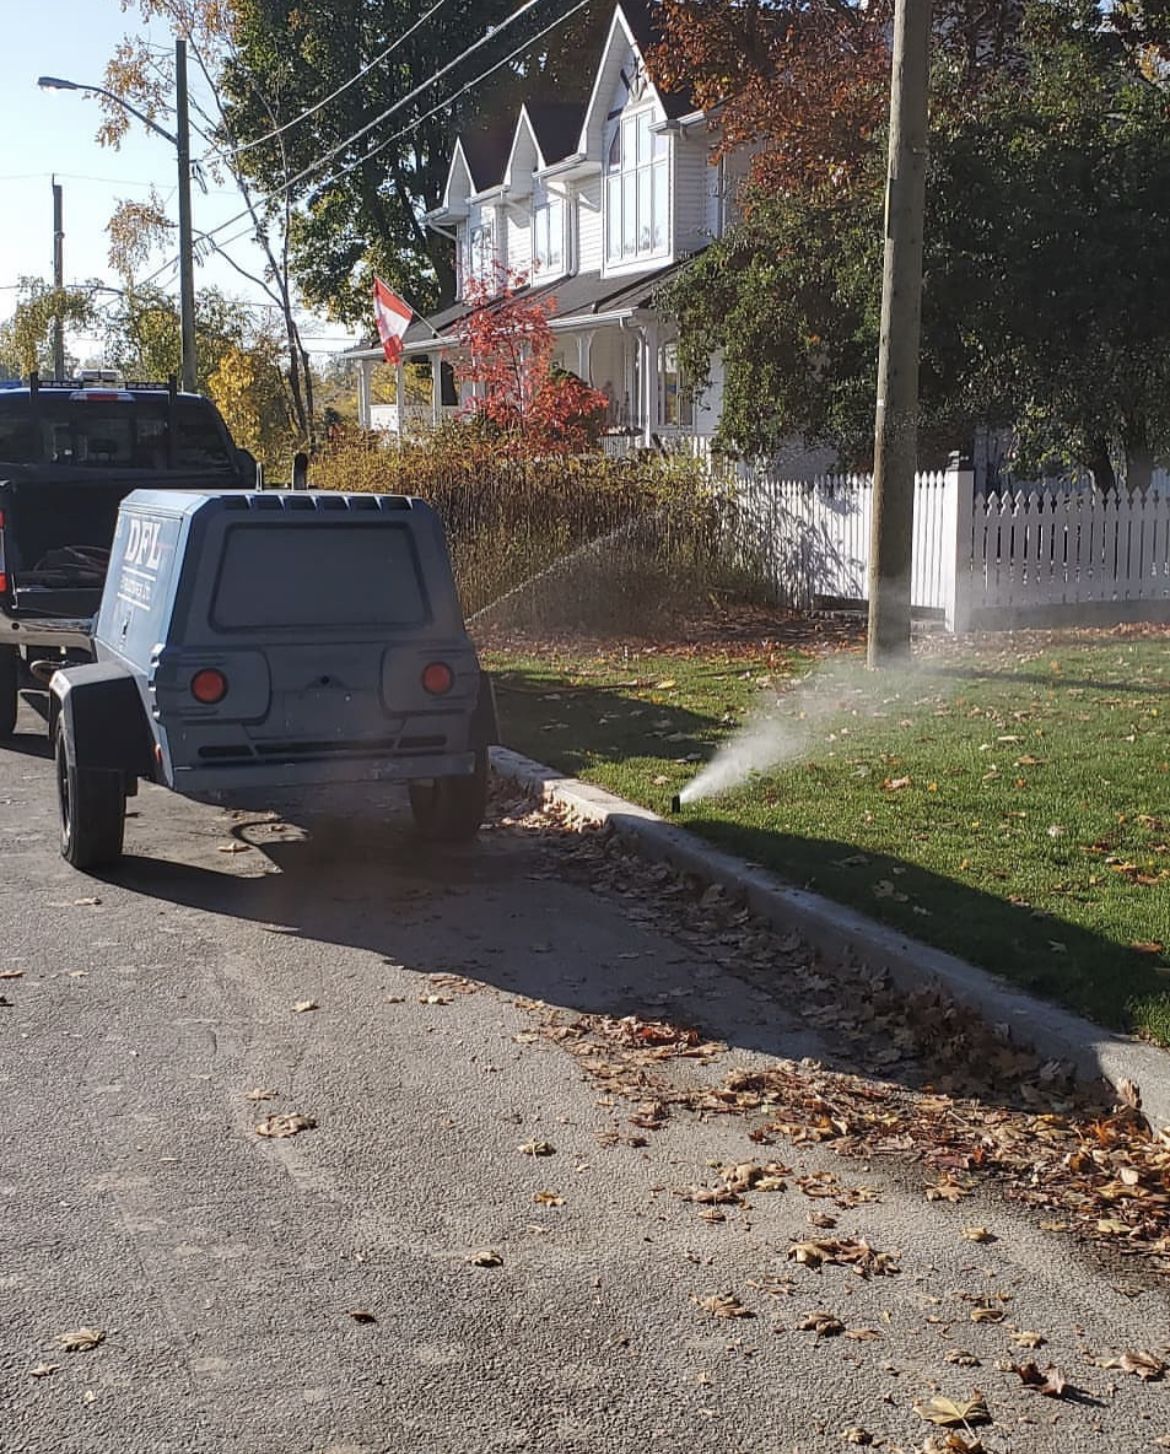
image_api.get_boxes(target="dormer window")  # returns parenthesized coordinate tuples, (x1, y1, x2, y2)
(605, 109, 668, 266)
(533, 197, 564, 277)
(470, 220, 494, 277)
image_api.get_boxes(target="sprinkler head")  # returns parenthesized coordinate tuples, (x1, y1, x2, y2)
(670, 794, 682, 815)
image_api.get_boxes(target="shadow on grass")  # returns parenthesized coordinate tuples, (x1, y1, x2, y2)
(494, 667, 1170, 1043)
(679, 815, 1170, 1039)
(916, 663, 1168, 697)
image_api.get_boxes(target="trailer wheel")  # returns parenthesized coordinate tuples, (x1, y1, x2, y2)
(0, 647, 18, 738)
(55, 720, 126, 870)
(409, 749, 488, 843)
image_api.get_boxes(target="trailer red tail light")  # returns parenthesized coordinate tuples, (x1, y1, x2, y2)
(0, 509, 6, 595)
(190, 668, 228, 705)
(421, 661, 454, 696)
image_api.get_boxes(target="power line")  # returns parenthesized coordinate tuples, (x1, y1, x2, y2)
(123, 0, 590, 306)
(190, 0, 555, 249)
(144, 0, 586, 286)
(204, 0, 454, 163)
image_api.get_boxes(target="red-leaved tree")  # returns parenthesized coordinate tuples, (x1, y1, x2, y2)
(456, 267, 608, 454)
(648, 1, 1032, 196)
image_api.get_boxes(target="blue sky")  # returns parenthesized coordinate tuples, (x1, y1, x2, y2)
(0, 1, 359, 358)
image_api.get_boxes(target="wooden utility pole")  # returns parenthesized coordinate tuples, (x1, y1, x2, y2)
(867, 0, 931, 667)
(51, 177, 65, 379)
(175, 37, 198, 393)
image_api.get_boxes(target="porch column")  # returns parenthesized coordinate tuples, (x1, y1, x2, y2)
(641, 322, 660, 448)
(577, 332, 591, 383)
(357, 357, 373, 430)
(431, 353, 443, 428)
(395, 360, 406, 438)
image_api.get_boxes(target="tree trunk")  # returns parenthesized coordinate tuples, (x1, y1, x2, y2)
(1123, 420, 1153, 493)
(1085, 435, 1116, 495)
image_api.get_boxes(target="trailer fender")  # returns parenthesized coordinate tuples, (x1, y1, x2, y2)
(50, 663, 155, 776)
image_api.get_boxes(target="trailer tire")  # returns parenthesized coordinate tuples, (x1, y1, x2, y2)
(409, 749, 488, 843)
(55, 719, 126, 870)
(0, 647, 18, 738)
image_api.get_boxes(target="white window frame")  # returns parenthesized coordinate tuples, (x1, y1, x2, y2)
(604, 105, 670, 270)
(532, 196, 566, 279)
(464, 217, 495, 291)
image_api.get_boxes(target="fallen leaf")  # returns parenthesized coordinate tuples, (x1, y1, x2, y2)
(0, 969, 23, 979)
(1011, 1362, 1069, 1398)
(420, 993, 453, 1006)
(694, 1292, 754, 1319)
(842, 1428, 872, 1445)
(844, 1327, 882, 1341)
(518, 1140, 556, 1157)
(29, 1363, 58, 1378)
(533, 1190, 565, 1207)
(82, 1389, 96, 1405)
(244, 1088, 277, 1102)
(960, 1226, 995, 1244)
(926, 1177, 971, 1203)
(346, 1309, 377, 1324)
(55, 1328, 105, 1352)
(915, 1393, 991, 1428)
(217, 842, 251, 854)
(254, 1113, 316, 1139)
(787, 1237, 899, 1277)
(73, 897, 101, 906)
(969, 1306, 1005, 1325)
(1012, 1331, 1046, 1349)
(1121, 1349, 1166, 1381)
(469, 1249, 503, 1267)
(945, 1349, 982, 1368)
(883, 776, 912, 791)
(797, 1309, 844, 1338)
(293, 999, 318, 1013)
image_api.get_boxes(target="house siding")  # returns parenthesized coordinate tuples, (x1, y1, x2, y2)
(504, 206, 529, 280)
(577, 174, 603, 275)
(674, 134, 714, 257)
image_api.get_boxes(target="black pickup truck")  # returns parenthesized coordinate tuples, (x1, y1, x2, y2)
(0, 375, 258, 735)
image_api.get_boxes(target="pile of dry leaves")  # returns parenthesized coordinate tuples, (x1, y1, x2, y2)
(507, 799, 1170, 1273)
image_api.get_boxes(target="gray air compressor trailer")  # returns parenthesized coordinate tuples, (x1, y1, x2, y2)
(49, 489, 497, 870)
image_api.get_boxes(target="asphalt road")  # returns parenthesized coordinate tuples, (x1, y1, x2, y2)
(1, 694, 1168, 1454)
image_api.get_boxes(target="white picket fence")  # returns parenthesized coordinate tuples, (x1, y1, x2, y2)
(731, 460, 1170, 629)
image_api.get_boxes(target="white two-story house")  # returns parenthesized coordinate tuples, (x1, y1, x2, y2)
(352, 0, 745, 447)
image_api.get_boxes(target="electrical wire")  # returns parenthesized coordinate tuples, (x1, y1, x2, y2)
(202, 0, 454, 163)
(122, 0, 590, 309)
(140, 0, 588, 287)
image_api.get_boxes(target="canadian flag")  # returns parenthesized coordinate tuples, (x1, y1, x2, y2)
(373, 277, 413, 364)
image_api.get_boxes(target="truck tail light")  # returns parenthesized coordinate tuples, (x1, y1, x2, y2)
(0, 509, 6, 596)
(421, 662, 454, 696)
(191, 668, 228, 705)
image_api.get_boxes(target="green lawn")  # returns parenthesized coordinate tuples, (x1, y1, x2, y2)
(484, 633, 1170, 1042)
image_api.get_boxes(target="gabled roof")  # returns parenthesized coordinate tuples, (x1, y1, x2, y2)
(576, 1, 695, 158)
(617, 0, 693, 120)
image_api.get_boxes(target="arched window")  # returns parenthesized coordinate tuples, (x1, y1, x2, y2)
(605, 109, 669, 266)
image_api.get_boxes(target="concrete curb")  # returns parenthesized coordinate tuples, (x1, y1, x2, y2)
(491, 744, 1170, 1131)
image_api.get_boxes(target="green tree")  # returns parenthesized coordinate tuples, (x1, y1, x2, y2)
(219, 0, 612, 322)
(0, 279, 97, 379)
(663, 0, 1170, 486)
